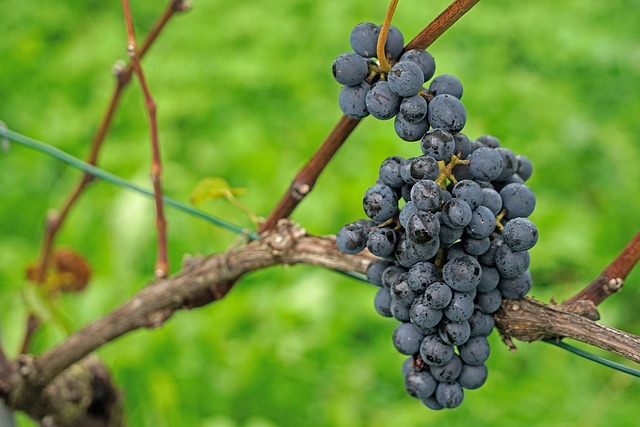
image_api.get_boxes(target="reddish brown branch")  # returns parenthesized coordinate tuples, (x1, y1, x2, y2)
(122, 0, 169, 277)
(566, 231, 640, 305)
(259, 0, 481, 233)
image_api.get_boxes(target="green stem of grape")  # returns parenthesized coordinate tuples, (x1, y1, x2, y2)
(377, 0, 400, 73)
(436, 153, 467, 188)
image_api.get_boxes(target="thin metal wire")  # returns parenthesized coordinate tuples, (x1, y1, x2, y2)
(543, 339, 640, 378)
(0, 126, 260, 240)
(336, 270, 372, 284)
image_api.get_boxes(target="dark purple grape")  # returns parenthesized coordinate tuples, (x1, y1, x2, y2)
(410, 295, 443, 330)
(366, 80, 402, 120)
(427, 94, 466, 133)
(428, 74, 463, 99)
(439, 319, 471, 346)
(406, 211, 440, 244)
(430, 353, 462, 383)
(388, 61, 424, 97)
(407, 261, 440, 293)
(424, 281, 452, 309)
(405, 370, 437, 399)
(420, 334, 454, 367)
(458, 363, 488, 389)
(336, 220, 369, 254)
(498, 270, 532, 299)
(435, 381, 464, 408)
(494, 244, 530, 279)
(458, 336, 490, 366)
(421, 129, 455, 161)
(465, 206, 497, 239)
(400, 156, 440, 184)
(441, 198, 472, 229)
(366, 259, 394, 286)
(338, 81, 371, 118)
(452, 180, 483, 210)
(367, 227, 397, 258)
(382, 24, 404, 60)
(399, 94, 428, 123)
(499, 183, 536, 219)
(443, 291, 474, 322)
(393, 322, 425, 355)
(349, 22, 379, 58)
(394, 114, 429, 142)
(378, 155, 405, 188)
(332, 52, 369, 86)
(363, 183, 398, 222)
(469, 147, 503, 181)
(442, 255, 482, 292)
(410, 179, 442, 212)
(474, 288, 502, 314)
(503, 217, 538, 252)
(516, 155, 533, 181)
(400, 49, 436, 81)
(374, 287, 392, 317)
(468, 309, 495, 337)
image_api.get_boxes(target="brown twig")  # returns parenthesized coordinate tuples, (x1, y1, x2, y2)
(566, 231, 640, 306)
(259, 0, 481, 233)
(122, 0, 169, 278)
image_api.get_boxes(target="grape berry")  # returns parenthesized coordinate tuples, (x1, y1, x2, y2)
(334, 22, 538, 410)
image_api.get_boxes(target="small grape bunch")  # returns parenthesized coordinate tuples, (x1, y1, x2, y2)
(336, 132, 538, 409)
(332, 22, 467, 141)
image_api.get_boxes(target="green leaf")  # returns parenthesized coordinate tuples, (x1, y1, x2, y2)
(190, 177, 247, 205)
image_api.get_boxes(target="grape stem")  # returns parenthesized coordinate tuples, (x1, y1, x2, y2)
(435, 153, 467, 188)
(377, 0, 400, 73)
(495, 209, 506, 232)
(259, 0, 481, 233)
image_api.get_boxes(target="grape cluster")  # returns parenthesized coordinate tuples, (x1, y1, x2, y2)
(333, 22, 467, 141)
(336, 134, 538, 408)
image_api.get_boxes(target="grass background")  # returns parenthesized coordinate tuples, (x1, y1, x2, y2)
(1, 0, 639, 425)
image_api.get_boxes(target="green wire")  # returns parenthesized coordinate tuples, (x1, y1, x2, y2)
(0, 126, 260, 241)
(543, 339, 640, 378)
(336, 269, 372, 284)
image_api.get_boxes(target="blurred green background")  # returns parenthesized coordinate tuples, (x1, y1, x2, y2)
(1, 0, 640, 425)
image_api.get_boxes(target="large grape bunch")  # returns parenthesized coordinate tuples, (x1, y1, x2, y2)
(333, 22, 466, 141)
(334, 23, 538, 410)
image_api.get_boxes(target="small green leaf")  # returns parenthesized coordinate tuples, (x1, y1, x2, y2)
(190, 177, 247, 205)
